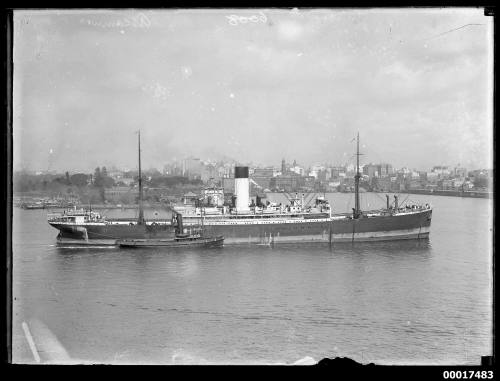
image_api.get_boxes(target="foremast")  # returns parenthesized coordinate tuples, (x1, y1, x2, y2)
(137, 130, 145, 225)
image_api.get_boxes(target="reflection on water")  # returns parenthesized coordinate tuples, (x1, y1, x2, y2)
(12, 195, 493, 365)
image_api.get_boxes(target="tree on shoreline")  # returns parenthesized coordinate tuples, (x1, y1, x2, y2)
(70, 173, 89, 187)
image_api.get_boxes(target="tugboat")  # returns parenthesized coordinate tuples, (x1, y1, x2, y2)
(117, 214, 224, 248)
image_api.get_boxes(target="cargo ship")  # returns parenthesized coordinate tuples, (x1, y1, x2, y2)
(47, 131, 176, 246)
(48, 132, 432, 246)
(172, 133, 432, 244)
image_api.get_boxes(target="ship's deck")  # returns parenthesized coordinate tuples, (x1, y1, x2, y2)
(177, 207, 431, 225)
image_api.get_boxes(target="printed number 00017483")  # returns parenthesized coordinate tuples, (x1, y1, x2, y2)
(443, 371, 493, 379)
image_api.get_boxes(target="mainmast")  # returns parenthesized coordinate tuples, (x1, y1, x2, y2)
(137, 130, 144, 225)
(354, 131, 361, 219)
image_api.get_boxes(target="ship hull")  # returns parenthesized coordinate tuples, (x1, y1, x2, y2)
(185, 209, 432, 245)
(50, 210, 432, 246)
(50, 221, 175, 246)
(55, 237, 119, 247)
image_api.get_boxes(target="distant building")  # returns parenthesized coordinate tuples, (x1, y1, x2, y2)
(453, 179, 466, 189)
(303, 176, 316, 189)
(379, 163, 393, 176)
(317, 169, 329, 182)
(432, 166, 451, 178)
(463, 180, 474, 190)
(330, 166, 346, 179)
(163, 160, 184, 176)
(311, 165, 326, 172)
(252, 168, 274, 177)
(270, 174, 304, 192)
(218, 164, 233, 179)
(184, 157, 202, 180)
(328, 180, 341, 188)
(410, 171, 420, 179)
(418, 171, 428, 181)
(454, 167, 468, 178)
(251, 176, 272, 190)
(345, 163, 356, 176)
(201, 163, 218, 183)
(290, 166, 304, 176)
(441, 179, 454, 190)
(363, 163, 379, 178)
(342, 177, 355, 187)
(407, 179, 423, 190)
(375, 176, 394, 192)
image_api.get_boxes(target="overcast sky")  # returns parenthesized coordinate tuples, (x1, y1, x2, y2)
(13, 8, 493, 173)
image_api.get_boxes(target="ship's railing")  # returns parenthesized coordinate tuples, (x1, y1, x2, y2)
(47, 209, 107, 222)
(331, 205, 431, 219)
(47, 212, 64, 221)
(397, 203, 432, 211)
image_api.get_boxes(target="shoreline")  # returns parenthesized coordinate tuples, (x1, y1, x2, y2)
(266, 189, 492, 199)
(14, 188, 492, 211)
(379, 189, 492, 199)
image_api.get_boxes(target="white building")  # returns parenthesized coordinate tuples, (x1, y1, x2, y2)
(290, 166, 304, 176)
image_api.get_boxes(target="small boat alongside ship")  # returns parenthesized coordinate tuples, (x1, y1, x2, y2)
(118, 220, 224, 249)
(117, 234, 224, 248)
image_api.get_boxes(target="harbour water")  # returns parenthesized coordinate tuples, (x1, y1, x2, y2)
(11, 193, 493, 365)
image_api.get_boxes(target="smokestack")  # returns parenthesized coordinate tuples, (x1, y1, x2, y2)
(234, 166, 250, 213)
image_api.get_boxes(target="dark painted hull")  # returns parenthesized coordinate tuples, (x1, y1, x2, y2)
(50, 221, 176, 246)
(187, 209, 432, 244)
(50, 209, 432, 246)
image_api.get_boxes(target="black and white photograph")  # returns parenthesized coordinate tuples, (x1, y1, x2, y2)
(8, 8, 494, 367)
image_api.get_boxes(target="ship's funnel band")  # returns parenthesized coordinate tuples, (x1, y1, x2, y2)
(235, 166, 249, 179)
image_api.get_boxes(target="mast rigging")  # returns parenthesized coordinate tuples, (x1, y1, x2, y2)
(354, 132, 361, 219)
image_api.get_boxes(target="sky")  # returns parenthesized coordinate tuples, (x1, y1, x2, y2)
(13, 8, 493, 173)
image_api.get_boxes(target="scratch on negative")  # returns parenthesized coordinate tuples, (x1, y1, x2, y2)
(424, 23, 485, 41)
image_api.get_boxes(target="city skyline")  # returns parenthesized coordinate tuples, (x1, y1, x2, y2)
(13, 9, 493, 173)
(14, 156, 491, 177)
